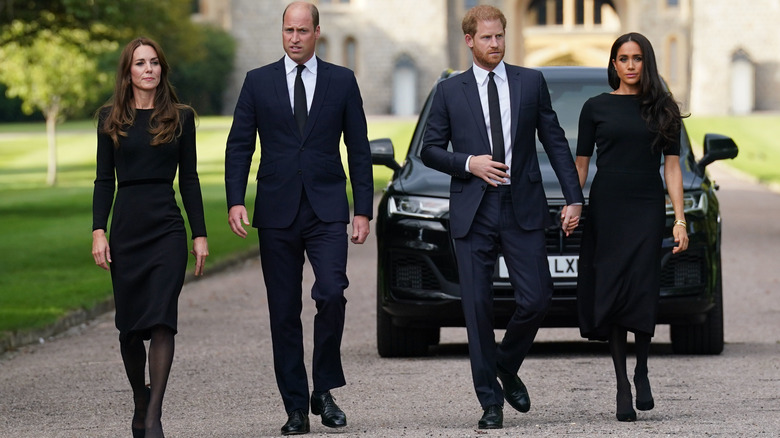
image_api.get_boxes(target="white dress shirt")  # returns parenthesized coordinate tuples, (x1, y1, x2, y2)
(466, 61, 512, 183)
(284, 54, 317, 114)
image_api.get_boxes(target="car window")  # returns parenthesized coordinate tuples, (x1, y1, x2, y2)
(540, 81, 611, 153)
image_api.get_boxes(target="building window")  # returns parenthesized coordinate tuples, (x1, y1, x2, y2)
(667, 37, 678, 85)
(344, 37, 357, 72)
(667, 0, 679, 6)
(528, 0, 615, 26)
(465, 0, 478, 9)
(318, 38, 328, 62)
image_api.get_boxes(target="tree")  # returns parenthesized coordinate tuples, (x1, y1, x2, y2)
(0, 16, 117, 185)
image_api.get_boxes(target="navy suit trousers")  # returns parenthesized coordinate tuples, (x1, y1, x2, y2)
(258, 191, 349, 414)
(454, 186, 552, 409)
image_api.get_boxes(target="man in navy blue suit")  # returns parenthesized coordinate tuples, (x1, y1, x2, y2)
(421, 5, 583, 429)
(224, 2, 373, 435)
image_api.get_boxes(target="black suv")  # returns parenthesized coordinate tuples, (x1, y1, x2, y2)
(371, 67, 738, 357)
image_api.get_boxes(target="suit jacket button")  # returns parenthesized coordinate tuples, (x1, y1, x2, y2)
(297, 170, 302, 174)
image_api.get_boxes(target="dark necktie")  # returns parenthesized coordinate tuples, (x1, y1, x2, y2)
(487, 71, 505, 163)
(294, 64, 307, 135)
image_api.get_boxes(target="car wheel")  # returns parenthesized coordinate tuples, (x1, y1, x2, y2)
(670, 267, 725, 355)
(376, 297, 439, 357)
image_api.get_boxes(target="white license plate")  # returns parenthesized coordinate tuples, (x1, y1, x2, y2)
(498, 255, 578, 279)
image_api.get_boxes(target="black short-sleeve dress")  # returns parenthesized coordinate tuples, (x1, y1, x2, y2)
(92, 108, 206, 341)
(576, 93, 680, 341)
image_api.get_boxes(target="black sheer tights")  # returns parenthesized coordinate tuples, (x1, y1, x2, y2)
(608, 326, 653, 419)
(120, 326, 175, 438)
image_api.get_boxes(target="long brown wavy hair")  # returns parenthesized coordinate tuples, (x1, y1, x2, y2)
(607, 32, 687, 153)
(100, 37, 192, 147)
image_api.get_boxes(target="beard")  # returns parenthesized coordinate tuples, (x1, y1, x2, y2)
(472, 46, 504, 70)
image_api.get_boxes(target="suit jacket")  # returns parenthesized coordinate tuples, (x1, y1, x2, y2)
(420, 65, 584, 239)
(225, 57, 374, 228)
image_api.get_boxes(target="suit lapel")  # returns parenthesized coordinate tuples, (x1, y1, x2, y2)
(507, 65, 522, 150)
(460, 68, 491, 155)
(271, 58, 301, 137)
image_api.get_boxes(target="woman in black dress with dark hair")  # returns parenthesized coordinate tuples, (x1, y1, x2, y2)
(91, 37, 208, 438)
(575, 32, 688, 422)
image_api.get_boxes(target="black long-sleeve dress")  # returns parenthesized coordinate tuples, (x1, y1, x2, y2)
(93, 108, 206, 340)
(576, 93, 679, 341)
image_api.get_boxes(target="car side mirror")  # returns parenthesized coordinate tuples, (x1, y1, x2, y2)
(370, 138, 401, 171)
(696, 133, 738, 174)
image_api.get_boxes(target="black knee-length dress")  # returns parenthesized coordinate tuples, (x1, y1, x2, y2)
(576, 93, 680, 341)
(92, 108, 206, 340)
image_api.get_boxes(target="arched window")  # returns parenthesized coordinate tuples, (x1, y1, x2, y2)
(392, 54, 418, 116)
(344, 36, 357, 72)
(318, 37, 329, 62)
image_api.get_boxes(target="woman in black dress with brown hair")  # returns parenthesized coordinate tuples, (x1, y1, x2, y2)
(91, 37, 208, 438)
(575, 32, 688, 422)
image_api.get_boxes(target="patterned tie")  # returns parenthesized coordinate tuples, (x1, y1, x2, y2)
(294, 64, 307, 135)
(487, 72, 505, 163)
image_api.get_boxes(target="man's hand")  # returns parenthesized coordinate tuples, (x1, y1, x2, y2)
(228, 205, 250, 238)
(469, 154, 509, 186)
(351, 215, 370, 244)
(560, 204, 582, 237)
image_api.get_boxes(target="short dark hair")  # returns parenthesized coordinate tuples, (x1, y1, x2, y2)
(282, 1, 319, 28)
(461, 5, 506, 37)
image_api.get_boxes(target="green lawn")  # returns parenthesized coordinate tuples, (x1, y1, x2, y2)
(0, 115, 416, 337)
(685, 114, 780, 184)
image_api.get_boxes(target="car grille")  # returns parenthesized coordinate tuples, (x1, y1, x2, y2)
(391, 254, 439, 290)
(660, 249, 706, 288)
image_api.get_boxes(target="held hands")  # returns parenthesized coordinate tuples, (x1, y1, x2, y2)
(92, 229, 111, 271)
(560, 204, 582, 237)
(351, 215, 370, 244)
(228, 205, 250, 238)
(469, 155, 509, 186)
(191, 236, 209, 276)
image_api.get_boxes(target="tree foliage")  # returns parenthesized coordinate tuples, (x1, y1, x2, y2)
(0, 15, 118, 185)
(0, 0, 236, 117)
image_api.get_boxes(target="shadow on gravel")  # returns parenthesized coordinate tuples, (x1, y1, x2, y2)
(425, 340, 675, 358)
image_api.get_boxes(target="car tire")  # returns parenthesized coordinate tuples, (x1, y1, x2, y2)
(376, 297, 438, 357)
(670, 267, 725, 355)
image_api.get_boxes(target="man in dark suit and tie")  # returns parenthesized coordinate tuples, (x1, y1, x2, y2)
(421, 5, 583, 429)
(224, 2, 373, 435)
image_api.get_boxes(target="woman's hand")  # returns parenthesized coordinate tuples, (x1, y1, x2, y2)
(672, 224, 689, 254)
(92, 230, 111, 271)
(191, 236, 209, 276)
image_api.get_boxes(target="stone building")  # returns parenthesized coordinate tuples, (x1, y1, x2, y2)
(196, 0, 779, 116)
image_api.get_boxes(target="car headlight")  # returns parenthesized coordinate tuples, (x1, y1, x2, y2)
(665, 191, 707, 215)
(389, 196, 449, 219)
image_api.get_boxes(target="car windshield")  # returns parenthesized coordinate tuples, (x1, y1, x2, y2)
(542, 80, 611, 153)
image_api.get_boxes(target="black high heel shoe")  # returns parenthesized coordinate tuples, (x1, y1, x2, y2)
(615, 387, 636, 422)
(132, 386, 151, 438)
(634, 374, 654, 411)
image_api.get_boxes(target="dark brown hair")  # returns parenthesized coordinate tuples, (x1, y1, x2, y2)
(608, 32, 687, 153)
(461, 5, 506, 37)
(100, 37, 191, 147)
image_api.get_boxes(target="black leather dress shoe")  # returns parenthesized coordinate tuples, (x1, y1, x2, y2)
(497, 367, 531, 413)
(310, 391, 347, 428)
(281, 409, 310, 436)
(478, 404, 503, 429)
